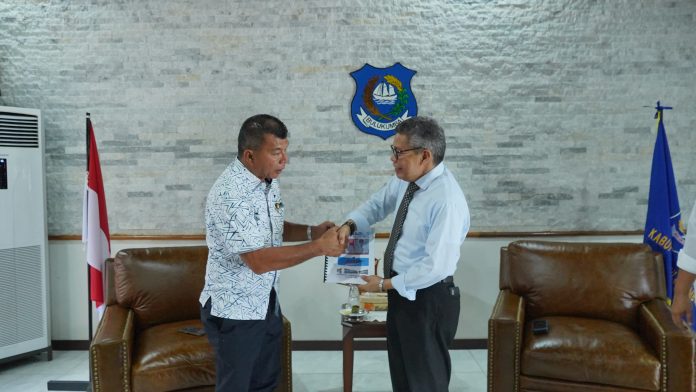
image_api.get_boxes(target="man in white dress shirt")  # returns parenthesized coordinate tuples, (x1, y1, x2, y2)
(200, 114, 345, 392)
(338, 116, 470, 392)
(671, 200, 696, 330)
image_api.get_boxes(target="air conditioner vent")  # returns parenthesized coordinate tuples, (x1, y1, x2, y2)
(0, 112, 39, 148)
(0, 246, 44, 347)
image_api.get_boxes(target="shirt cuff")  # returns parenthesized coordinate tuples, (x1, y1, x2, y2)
(390, 274, 416, 301)
(678, 249, 696, 274)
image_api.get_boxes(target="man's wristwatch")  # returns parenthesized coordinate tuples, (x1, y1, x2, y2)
(307, 225, 312, 241)
(342, 219, 357, 235)
(378, 278, 384, 292)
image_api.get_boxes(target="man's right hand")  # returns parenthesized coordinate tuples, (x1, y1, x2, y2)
(670, 269, 696, 330)
(671, 292, 693, 329)
(337, 224, 351, 246)
(316, 226, 346, 256)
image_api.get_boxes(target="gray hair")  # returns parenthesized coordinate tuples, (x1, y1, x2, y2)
(395, 116, 446, 165)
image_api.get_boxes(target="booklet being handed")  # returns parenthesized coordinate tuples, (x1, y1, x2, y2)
(323, 231, 375, 284)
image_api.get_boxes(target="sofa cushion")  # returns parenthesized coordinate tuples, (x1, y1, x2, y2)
(521, 316, 660, 391)
(132, 319, 215, 392)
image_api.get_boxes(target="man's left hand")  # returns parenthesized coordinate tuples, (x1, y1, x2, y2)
(311, 221, 336, 239)
(358, 275, 381, 293)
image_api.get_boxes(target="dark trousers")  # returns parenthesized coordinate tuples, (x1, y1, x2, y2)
(200, 289, 283, 392)
(387, 281, 460, 392)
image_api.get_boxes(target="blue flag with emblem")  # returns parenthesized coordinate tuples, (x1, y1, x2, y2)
(642, 103, 695, 330)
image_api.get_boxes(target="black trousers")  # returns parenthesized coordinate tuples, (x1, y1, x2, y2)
(387, 281, 460, 392)
(200, 289, 283, 392)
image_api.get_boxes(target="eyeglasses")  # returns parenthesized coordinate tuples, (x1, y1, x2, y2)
(390, 145, 424, 160)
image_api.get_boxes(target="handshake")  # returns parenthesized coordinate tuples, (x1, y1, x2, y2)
(310, 220, 356, 257)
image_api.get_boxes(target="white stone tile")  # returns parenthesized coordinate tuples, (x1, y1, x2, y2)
(292, 350, 343, 374)
(0, 350, 89, 392)
(293, 372, 343, 392)
(469, 349, 488, 373)
(6, 353, 78, 376)
(0, 349, 489, 391)
(352, 350, 390, 374)
(55, 364, 90, 381)
(0, 374, 55, 392)
(351, 371, 393, 392)
(0, 374, 21, 389)
(451, 371, 488, 392)
(294, 371, 393, 392)
(451, 349, 485, 373)
(292, 350, 487, 391)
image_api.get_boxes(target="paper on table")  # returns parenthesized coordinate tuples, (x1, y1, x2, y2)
(365, 311, 387, 322)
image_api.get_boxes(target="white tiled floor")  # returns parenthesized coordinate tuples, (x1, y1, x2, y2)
(293, 350, 487, 392)
(0, 350, 89, 392)
(0, 349, 487, 392)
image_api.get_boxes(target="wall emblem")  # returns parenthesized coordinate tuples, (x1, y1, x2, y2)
(350, 63, 418, 140)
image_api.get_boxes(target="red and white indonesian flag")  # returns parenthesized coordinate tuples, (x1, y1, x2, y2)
(82, 117, 111, 315)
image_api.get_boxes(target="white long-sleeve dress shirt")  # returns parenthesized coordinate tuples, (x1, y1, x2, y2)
(347, 163, 470, 300)
(678, 201, 696, 274)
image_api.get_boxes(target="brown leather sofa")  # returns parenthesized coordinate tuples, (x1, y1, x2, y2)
(488, 241, 695, 392)
(90, 246, 292, 392)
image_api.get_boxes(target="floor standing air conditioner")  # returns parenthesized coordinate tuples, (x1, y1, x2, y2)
(0, 106, 51, 362)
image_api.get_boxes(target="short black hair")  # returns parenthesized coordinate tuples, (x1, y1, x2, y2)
(395, 116, 446, 165)
(237, 114, 288, 158)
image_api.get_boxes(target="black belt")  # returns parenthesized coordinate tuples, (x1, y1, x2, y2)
(390, 271, 453, 284)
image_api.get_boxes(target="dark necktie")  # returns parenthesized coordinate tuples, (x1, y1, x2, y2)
(383, 182, 420, 278)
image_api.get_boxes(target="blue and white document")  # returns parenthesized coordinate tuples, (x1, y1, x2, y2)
(323, 231, 375, 284)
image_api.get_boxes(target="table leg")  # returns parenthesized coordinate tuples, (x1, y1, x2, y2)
(343, 326, 354, 392)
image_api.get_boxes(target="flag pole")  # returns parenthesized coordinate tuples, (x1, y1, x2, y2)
(86, 112, 93, 342)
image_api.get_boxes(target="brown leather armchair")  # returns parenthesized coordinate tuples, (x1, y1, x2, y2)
(90, 246, 292, 392)
(488, 241, 695, 392)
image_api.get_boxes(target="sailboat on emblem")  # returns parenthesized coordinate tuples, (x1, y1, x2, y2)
(372, 82, 397, 105)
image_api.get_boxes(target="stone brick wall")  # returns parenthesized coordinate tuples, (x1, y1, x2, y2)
(1, 0, 695, 235)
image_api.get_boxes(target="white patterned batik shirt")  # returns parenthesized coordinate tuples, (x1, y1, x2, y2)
(199, 158, 284, 320)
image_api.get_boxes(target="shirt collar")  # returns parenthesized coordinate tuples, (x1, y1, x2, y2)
(232, 158, 270, 192)
(414, 162, 445, 191)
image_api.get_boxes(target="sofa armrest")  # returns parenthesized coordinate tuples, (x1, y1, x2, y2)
(90, 304, 135, 392)
(488, 289, 525, 392)
(639, 299, 696, 392)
